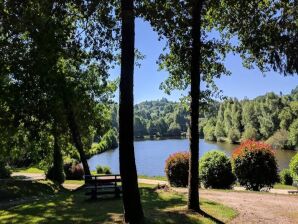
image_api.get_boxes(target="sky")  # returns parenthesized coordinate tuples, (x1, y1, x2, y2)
(110, 18, 298, 104)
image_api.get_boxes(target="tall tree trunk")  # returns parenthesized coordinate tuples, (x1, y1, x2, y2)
(188, 0, 202, 211)
(63, 96, 91, 176)
(119, 0, 144, 223)
(52, 127, 65, 184)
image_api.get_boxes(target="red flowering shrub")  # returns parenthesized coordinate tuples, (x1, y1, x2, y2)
(165, 152, 189, 187)
(232, 140, 279, 191)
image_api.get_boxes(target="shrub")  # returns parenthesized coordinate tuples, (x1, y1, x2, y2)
(96, 165, 112, 174)
(199, 150, 235, 189)
(289, 119, 298, 148)
(0, 161, 11, 179)
(165, 152, 189, 187)
(89, 129, 118, 156)
(289, 153, 298, 182)
(266, 129, 292, 149)
(227, 128, 241, 143)
(242, 126, 259, 141)
(279, 169, 293, 185)
(63, 160, 84, 180)
(232, 140, 279, 191)
(203, 118, 216, 141)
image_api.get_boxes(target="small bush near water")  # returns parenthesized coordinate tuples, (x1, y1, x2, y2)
(165, 152, 189, 187)
(199, 150, 235, 189)
(64, 160, 84, 180)
(289, 153, 298, 182)
(96, 165, 111, 174)
(279, 169, 293, 185)
(232, 140, 279, 191)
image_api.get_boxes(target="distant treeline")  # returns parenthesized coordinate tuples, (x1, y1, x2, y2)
(108, 86, 298, 149)
(201, 86, 298, 149)
(111, 98, 190, 138)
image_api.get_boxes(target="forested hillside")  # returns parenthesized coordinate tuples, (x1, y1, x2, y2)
(110, 86, 298, 150)
(201, 86, 298, 149)
(111, 98, 190, 138)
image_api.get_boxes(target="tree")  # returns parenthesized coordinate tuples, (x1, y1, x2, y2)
(188, 0, 202, 211)
(207, 0, 297, 75)
(119, 0, 144, 222)
(0, 0, 118, 175)
(215, 104, 226, 140)
(289, 119, 298, 148)
(203, 118, 216, 142)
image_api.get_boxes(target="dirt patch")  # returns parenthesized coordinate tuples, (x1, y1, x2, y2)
(174, 188, 298, 224)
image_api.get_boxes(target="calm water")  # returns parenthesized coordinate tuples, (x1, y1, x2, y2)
(88, 139, 297, 176)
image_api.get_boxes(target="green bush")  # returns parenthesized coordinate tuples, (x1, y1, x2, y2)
(289, 153, 298, 182)
(203, 118, 216, 141)
(199, 150, 235, 189)
(165, 152, 189, 187)
(227, 128, 241, 143)
(0, 161, 11, 179)
(89, 129, 118, 156)
(289, 119, 298, 148)
(96, 165, 111, 174)
(279, 169, 293, 185)
(232, 140, 279, 191)
(63, 160, 84, 180)
(266, 129, 292, 149)
(242, 126, 259, 141)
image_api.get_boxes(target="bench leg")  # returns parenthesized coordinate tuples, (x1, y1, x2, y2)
(115, 187, 120, 198)
(91, 189, 97, 200)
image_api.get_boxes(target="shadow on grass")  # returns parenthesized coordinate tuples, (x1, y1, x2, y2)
(0, 186, 230, 224)
(199, 209, 225, 224)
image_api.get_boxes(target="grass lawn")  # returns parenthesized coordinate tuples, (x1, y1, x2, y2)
(63, 180, 85, 185)
(0, 180, 60, 203)
(273, 183, 297, 190)
(12, 167, 44, 174)
(0, 181, 237, 224)
(138, 175, 167, 181)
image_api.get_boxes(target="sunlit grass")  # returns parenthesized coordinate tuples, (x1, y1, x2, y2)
(138, 175, 167, 181)
(63, 180, 84, 185)
(12, 167, 44, 174)
(0, 182, 237, 224)
(273, 183, 297, 190)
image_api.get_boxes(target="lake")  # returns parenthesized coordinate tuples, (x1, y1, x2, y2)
(88, 139, 297, 176)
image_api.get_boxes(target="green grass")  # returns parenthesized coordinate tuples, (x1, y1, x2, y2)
(273, 183, 297, 190)
(0, 180, 60, 203)
(0, 181, 237, 224)
(138, 175, 167, 181)
(12, 167, 44, 174)
(63, 180, 84, 185)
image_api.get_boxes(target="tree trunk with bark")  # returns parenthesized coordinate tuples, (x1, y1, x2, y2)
(51, 127, 65, 184)
(119, 0, 144, 223)
(188, 0, 202, 212)
(63, 96, 91, 176)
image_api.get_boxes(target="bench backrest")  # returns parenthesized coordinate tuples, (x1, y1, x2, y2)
(84, 174, 121, 185)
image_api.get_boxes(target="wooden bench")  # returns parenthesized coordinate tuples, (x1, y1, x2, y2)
(84, 174, 122, 199)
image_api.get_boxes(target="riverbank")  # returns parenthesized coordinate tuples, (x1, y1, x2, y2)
(88, 138, 297, 175)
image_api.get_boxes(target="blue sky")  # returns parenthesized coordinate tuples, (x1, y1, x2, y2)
(110, 19, 298, 104)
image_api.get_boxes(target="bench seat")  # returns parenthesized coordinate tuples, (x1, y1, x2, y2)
(84, 174, 122, 199)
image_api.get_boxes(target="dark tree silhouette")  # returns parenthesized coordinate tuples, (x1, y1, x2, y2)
(119, 0, 144, 223)
(188, 0, 202, 211)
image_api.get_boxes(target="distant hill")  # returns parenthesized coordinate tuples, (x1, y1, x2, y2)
(109, 86, 298, 146)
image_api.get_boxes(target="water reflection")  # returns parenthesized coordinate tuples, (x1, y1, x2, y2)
(88, 139, 297, 176)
